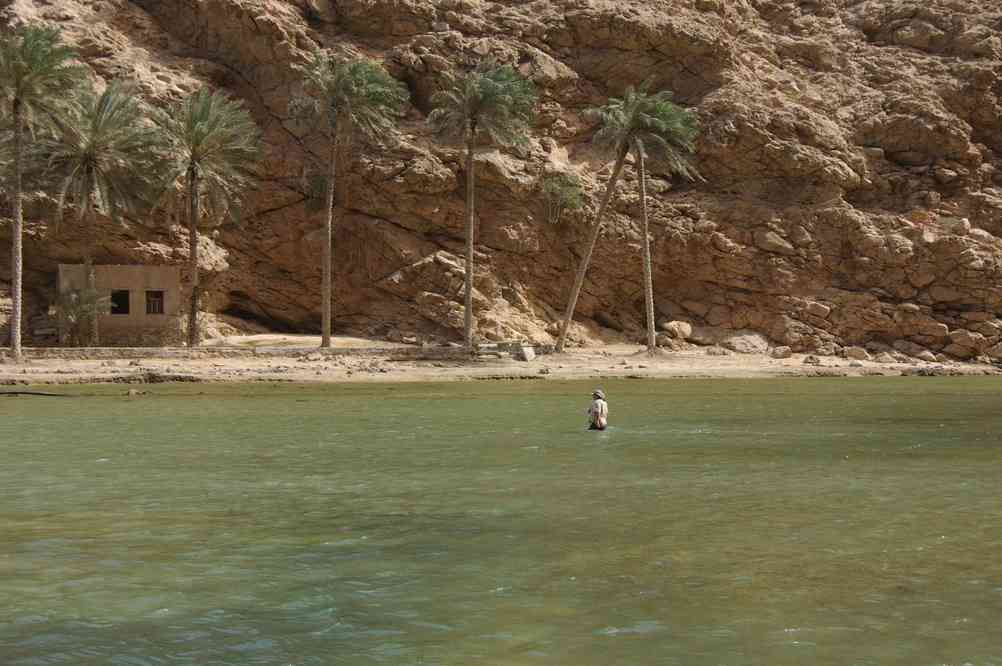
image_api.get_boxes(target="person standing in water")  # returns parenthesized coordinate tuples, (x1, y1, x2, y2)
(587, 389, 609, 430)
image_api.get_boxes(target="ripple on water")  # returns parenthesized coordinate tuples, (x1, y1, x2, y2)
(408, 620, 453, 632)
(109, 656, 163, 666)
(595, 620, 664, 636)
(16, 632, 71, 649)
(12, 615, 49, 626)
(228, 638, 275, 652)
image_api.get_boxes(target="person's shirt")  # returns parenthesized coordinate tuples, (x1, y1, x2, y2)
(588, 398, 609, 428)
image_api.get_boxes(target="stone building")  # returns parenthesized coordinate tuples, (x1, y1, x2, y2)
(58, 265, 182, 345)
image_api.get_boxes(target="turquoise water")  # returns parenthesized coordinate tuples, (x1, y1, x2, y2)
(2, 378, 1002, 665)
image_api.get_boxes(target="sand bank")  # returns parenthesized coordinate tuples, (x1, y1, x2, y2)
(2, 337, 999, 386)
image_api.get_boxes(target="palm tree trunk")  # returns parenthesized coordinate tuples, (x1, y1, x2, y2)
(187, 164, 201, 348)
(463, 131, 475, 352)
(85, 206, 100, 346)
(9, 100, 24, 362)
(555, 147, 629, 353)
(321, 140, 335, 348)
(85, 254, 99, 347)
(637, 150, 656, 353)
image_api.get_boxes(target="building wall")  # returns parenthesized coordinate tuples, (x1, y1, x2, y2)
(58, 265, 182, 339)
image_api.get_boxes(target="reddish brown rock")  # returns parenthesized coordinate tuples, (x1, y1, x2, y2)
(1, 0, 1001, 356)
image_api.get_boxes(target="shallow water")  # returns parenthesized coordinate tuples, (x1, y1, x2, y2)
(2, 377, 1002, 665)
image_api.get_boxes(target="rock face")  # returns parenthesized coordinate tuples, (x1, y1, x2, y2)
(2, 0, 1002, 357)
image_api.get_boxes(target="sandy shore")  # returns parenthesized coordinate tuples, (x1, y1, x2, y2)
(2, 337, 999, 385)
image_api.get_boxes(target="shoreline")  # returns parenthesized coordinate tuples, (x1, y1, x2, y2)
(2, 343, 999, 386)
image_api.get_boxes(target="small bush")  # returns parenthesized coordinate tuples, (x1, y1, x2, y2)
(540, 172, 584, 225)
(57, 287, 109, 347)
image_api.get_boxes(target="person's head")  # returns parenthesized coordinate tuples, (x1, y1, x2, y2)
(592, 389, 605, 401)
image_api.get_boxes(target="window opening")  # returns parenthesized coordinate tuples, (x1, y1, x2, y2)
(146, 290, 165, 315)
(110, 290, 130, 315)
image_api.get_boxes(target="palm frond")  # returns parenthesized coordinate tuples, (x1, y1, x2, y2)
(0, 25, 85, 131)
(154, 87, 261, 226)
(427, 62, 537, 147)
(293, 50, 408, 147)
(38, 79, 164, 226)
(585, 84, 700, 180)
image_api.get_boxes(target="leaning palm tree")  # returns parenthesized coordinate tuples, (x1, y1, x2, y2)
(155, 88, 260, 347)
(427, 63, 536, 351)
(40, 80, 163, 345)
(0, 25, 81, 361)
(555, 84, 699, 354)
(292, 51, 408, 348)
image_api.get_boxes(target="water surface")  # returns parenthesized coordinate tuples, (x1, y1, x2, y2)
(2, 378, 1002, 665)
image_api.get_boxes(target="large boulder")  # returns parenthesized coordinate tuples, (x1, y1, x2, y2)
(691, 326, 771, 354)
(661, 320, 693, 340)
(722, 331, 771, 354)
(948, 329, 988, 353)
(845, 346, 871, 361)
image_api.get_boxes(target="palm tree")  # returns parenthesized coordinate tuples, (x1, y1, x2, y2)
(155, 88, 260, 347)
(427, 63, 536, 351)
(555, 84, 699, 354)
(41, 80, 163, 345)
(293, 52, 408, 348)
(0, 25, 81, 361)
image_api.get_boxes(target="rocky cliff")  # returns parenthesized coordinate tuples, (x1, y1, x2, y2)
(2, 0, 1002, 359)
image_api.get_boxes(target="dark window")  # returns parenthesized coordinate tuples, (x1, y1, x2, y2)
(110, 290, 130, 315)
(146, 290, 165, 315)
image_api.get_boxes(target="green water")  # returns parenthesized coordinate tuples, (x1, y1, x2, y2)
(2, 378, 1002, 665)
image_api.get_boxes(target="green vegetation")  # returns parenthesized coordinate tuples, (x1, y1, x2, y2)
(154, 88, 260, 347)
(428, 63, 536, 351)
(555, 83, 699, 354)
(292, 52, 408, 348)
(42, 81, 163, 345)
(55, 283, 108, 347)
(540, 171, 585, 226)
(1, 22, 702, 355)
(0, 25, 82, 360)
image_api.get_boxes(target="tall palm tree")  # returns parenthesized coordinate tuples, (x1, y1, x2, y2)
(155, 87, 260, 347)
(41, 80, 163, 345)
(427, 63, 536, 351)
(0, 25, 81, 361)
(293, 52, 408, 348)
(555, 84, 699, 354)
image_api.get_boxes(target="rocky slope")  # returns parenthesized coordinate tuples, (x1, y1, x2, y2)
(2, 0, 1002, 359)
